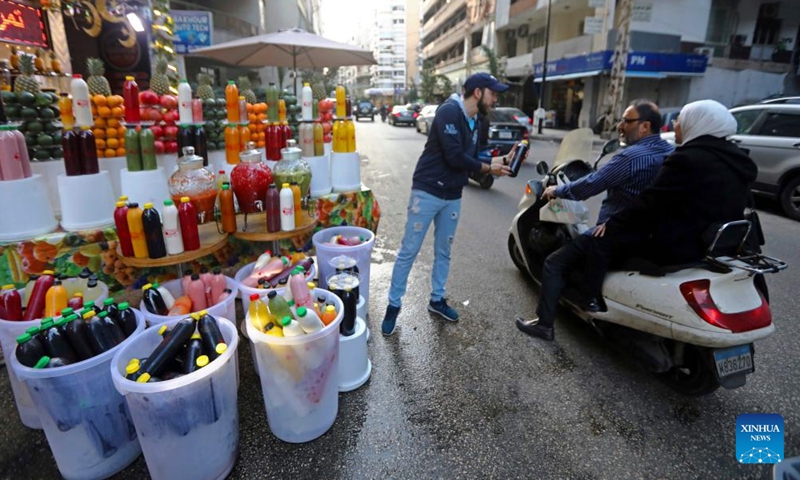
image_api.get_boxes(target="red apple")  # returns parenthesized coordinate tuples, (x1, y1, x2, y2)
(160, 95, 178, 110)
(162, 110, 177, 125)
(154, 140, 165, 154)
(319, 99, 333, 111)
(165, 141, 179, 153)
(323, 133, 332, 143)
(147, 108, 162, 122)
(140, 90, 159, 105)
(150, 125, 164, 138)
(322, 122, 332, 134)
(165, 125, 179, 140)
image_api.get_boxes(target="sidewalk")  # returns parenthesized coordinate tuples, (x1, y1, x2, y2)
(529, 127, 608, 148)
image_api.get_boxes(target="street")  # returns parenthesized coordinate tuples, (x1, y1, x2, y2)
(2, 119, 799, 479)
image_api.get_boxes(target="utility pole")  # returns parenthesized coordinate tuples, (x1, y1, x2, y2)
(601, 0, 633, 137)
(537, 0, 551, 134)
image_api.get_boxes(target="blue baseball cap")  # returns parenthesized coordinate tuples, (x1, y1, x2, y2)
(463, 73, 509, 94)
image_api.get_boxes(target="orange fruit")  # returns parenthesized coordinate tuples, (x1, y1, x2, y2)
(96, 149, 105, 158)
(94, 117, 106, 128)
(107, 95, 121, 108)
(257, 103, 267, 113)
(117, 125, 127, 137)
(91, 106, 97, 116)
(111, 107, 123, 118)
(106, 127, 117, 138)
(98, 106, 111, 118)
(105, 148, 116, 158)
(107, 118, 120, 128)
(258, 132, 266, 141)
(93, 128, 105, 138)
(257, 113, 266, 122)
(247, 123, 257, 132)
(119, 138, 125, 147)
(256, 140, 265, 148)
(95, 138, 106, 149)
(116, 147, 126, 157)
(246, 103, 254, 113)
(107, 138, 119, 149)
(93, 95, 107, 107)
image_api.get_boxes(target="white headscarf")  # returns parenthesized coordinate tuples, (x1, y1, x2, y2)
(677, 99, 737, 145)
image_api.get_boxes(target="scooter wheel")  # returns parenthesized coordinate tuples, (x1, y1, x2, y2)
(480, 175, 494, 190)
(508, 234, 529, 275)
(654, 344, 720, 396)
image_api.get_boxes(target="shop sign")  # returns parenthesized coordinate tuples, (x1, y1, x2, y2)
(0, 0, 48, 48)
(533, 50, 709, 79)
(632, 0, 653, 22)
(171, 10, 213, 54)
(583, 17, 603, 35)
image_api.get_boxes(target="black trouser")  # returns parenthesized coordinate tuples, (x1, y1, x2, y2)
(536, 235, 595, 327)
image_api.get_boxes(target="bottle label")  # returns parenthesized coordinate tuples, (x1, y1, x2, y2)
(164, 228, 179, 238)
(75, 99, 89, 108)
(282, 206, 294, 216)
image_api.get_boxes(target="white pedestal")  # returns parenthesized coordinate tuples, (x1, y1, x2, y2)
(58, 171, 115, 231)
(0, 175, 58, 242)
(330, 151, 361, 193)
(119, 168, 170, 214)
(305, 154, 331, 197)
(338, 317, 371, 392)
(323, 142, 332, 156)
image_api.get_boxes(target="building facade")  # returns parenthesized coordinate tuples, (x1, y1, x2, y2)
(407, 0, 423, 88)
(370, 0, 408, 97)
(495, 0, 800, 129)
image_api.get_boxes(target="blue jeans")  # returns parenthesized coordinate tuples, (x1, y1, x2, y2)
(388, 190, 462, 308)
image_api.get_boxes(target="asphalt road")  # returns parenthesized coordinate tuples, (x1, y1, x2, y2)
(1, 120, 797, 479)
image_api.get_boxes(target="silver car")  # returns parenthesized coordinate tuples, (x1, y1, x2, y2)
(416, 104, 438, 135)
(729, 104, 800, 219)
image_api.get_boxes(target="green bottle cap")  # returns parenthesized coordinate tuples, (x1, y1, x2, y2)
(55, 317, 68, 327)
(281, 316, 291, 327)
(16, 333, 31, 344)
(41, 319, 54, 329)
(228, 80, 235, 84)
(84, 301, 95, 309)
(25, 326, 39, 335)
(287, 300, 295, 307)
(222, 184, 229, 190)
(66, 314, 79, 322)
(61, 307, 74, 316)
(119, 302, 130, 310)
(152, 282, 160, 289)
(103, 298, 114, 306)
(164, 199, 174, 206)
(34, 356, 51, 369)
(98, 311, 108, 319)
(297, 306, 307, 317)
(181, 78, 187, 83)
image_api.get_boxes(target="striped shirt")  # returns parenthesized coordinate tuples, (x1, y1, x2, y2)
(555, 134, 674, 225)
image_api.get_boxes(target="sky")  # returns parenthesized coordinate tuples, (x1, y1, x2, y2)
(319, 0, 375, 44)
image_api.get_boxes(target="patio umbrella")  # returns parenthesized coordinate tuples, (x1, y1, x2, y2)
(191, 28, 376, 93)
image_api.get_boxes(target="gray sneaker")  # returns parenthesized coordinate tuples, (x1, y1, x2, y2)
(428, 298, 459, 322)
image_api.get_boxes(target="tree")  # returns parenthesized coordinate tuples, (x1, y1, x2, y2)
(437, 74, 453, 98)
(420, 60, 438, 102)
(482, 45, 504, 80)
(407, 84, 418, 103)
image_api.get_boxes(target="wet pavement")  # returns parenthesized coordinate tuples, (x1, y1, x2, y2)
(1, 120, 799, 479)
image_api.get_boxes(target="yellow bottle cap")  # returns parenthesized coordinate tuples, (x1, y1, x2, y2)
(2, 284, 14, 290)
(136, 373, 151, 383)
(119, 196, 129, 201)
(239, 95, 245, 100)
(158, 325, 168, 335)
(82, 311, 94, 320)
(80, 125, 91, 131)
(304, 82, 310, 86)
(198, 310, 208, 316)
(116, 201, 126, 208)
(325, 305, 335, 312)
(127, 358, 140, 366)
(143, 202, 153, 209)
(191, 333, 201, 340)
(43, 270, 54, 275)
(73, 292, 83, 298)
(125, 76, 134, 81)
(190, 312, 201, 321)
(125, 363, 139, 374)
(215, 343, 227, 355)
(307, 282, 315, 289)
(196, 355, 209, 368)
(282, 183, 290, 188)
(180, 197, 190, 203)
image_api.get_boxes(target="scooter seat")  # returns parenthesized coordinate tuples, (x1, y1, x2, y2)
(616, 257, 730, 277)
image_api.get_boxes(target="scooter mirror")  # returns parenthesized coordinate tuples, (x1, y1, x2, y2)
(535, 161, 549, 175)
(602, 139, 621, 155)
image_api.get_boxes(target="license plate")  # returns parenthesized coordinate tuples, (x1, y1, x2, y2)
(713, 344, 754, 378)
(499, 131, 512, 139)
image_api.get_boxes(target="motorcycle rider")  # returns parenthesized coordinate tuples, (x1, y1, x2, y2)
(380, 103, 388, 122)
(381, 73, 515, 336)
(516, 99, 674, 341)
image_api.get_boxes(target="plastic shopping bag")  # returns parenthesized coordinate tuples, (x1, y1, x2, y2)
(538, 173, 590, 229)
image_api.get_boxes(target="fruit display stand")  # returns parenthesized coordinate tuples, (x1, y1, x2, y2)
(0, 174, 59, 243)
(116, 222, 229, 270)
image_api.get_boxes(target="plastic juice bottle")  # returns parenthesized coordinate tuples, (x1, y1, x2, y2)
(340, 287, 357, 336)
(254, 250, 272, 271)
(210, 268, 227, 304)
(192, 98, 204, 123)
(123, 76, 140, 124)
(249, 293, 270, 331)
(153, 282, 176, 310)
(178, 79, 193, 124)
(280, 316, 304, 336)
(290, 182, 302, 224)
(23, 275, 39, 308)
(99, 311, 125, 345)
(301, 83, 313, 121)
(44, 279, 67, 318)
(296, 306, 324, 334)
(219, 184, 236, 233)
(336, 120, 348, 153)
(508, 139, 530, 178)
(290, 269, 313, 308)
(78, 126, 99, 174)
(279, 182, 295, 231)
(194, 125, 208, 167)
(281, 121, 293, 142)
(313, 120, 324, 156)
(116, 302, 138, 337)
(187, 274, 207, 311)
(42, 318, 78, 363)
(0, 126, 22, 180)
(345, 97, 352, 117)
(15, 333, 45, 367)
(59, 93, 74, 130)
(10, 127, 31, 178)
(239, 96, 248, 124)
(23, 270, 54, 320)
(138, 318, 195, 379)
(198, 312, 227, 359)
(238, 124, 250, 151)
(224, 125, 240, 164)
(321, 304, 337, 326)
(61, 313, 92, 360)
(225, 80, 239, 124)
(142, 203, 167, 259)
(335, 85, 346, 118)
(267, 290, 292, 322)
(140, 126, 157, 170)
(124, 127, 141, 171)
(177, 125, 194, 155)
(264, 322, 284, 337)
(183, 333, 204, 374)
(178, 197, 201, 251)
(300, 122, 313, 157)
(114, 202, 133, 257)
(67, 293, 83, 311)
(162, 199, 183, 255)
(266, 83, 278, 121)
(346, 119, 356, 153)
(265, 183, 281, 233)
(331, 120, 340, 153)
(126, 202, 148, 259)
(278, 98, 286, 122)
(71, 74, 93, 127)
(0, 284, 23, 320)
(216, 170, 229, 189)
(82, 310, 113, 354)
(142, 283, 168, 315)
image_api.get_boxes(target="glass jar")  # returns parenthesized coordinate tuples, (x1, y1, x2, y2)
(169, 146, 216, 224)
(230, 142, 273, 214)
(273, 139, 311, 198)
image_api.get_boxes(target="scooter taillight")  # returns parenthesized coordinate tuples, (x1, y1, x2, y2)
(679, 279, 772, 333)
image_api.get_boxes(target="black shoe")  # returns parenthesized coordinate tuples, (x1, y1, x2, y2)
(515, 317, 554, 341)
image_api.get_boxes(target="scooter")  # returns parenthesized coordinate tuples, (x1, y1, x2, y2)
(380, 110, 388, 123)
(508, 129, 787, 396)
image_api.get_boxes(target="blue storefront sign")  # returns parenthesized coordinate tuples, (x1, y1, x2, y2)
(171, 10, 213, 54)
(533, 50, 708, 79)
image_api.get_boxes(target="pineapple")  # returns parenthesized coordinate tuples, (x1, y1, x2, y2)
(197, 73, 214, 100)
(312, 82, 326, 101)
(239, 76, 257, 104)
(9, 46, 19, 71)
(151, 56, 170, 95)
(34, 48, 46, 72)
(14, 54, 40, 95)
(50, 52, 62, 75)
(86, 58, 112, 96)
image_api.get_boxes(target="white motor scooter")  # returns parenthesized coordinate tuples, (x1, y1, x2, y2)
(508, 129, 787, 396)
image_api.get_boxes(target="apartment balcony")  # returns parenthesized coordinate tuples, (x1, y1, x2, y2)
(423, 0, 466, 36)
(423, 17, 468, 59)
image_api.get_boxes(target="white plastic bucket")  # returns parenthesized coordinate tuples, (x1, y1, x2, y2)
(138, 277, 238, 326)
(9, 309, 146, 480)
(110, 317, 239, 480)
(0, 279, 109, 429)
(312, 226, 375, 309)
(234, 261, 317, 312)
(57, 171, 116, 231)
(0, 174, 58, 242)
(338, 317, 371, 392)
(245, 287, 343, 443)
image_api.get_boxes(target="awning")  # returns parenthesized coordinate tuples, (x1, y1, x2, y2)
(533, 70, 602, 83)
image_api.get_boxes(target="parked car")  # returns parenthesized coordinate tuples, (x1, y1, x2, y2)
(493, 107, 532, 132)
(486, 108, 529, 154)
(354, 101, 375, 121)
(660, 107, 682, 132)
(388, 106, 417, 126)
(416, 104, 438, 134)
(661, 103, 800, 219)
(759, 96, 800, 105)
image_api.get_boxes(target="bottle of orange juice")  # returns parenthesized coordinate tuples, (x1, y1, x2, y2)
(238, 124, 250, 152)
(278, 99, 286, 122)
(335, 85, 346, 119)
(225, 80, 239, 124)
(59, 93, 74, 130)
(224, 125, 240, 164)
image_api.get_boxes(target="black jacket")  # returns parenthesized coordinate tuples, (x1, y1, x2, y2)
(411, 96, 483, 200)
(606, 135, 758, 265)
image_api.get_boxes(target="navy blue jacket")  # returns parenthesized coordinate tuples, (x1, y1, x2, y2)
(411, 96, 484, 200)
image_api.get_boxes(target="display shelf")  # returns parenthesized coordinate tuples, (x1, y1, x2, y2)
(232, 211, 317, 242)
(117, 221, 228, 268)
